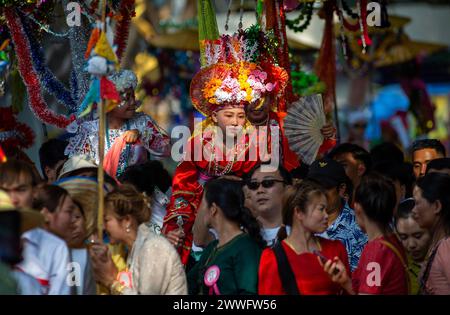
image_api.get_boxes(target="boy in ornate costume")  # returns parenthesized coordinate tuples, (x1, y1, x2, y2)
(65, 70, 170, 180)
(162, 34, 288, 264)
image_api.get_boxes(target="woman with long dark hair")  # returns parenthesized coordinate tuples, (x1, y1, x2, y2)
(324, 173, 409, 294)
(187, 178, 264, 295)
(395, 198, 431, 295)
(258, 180, 350, 295)
(412, 172, 450, 294)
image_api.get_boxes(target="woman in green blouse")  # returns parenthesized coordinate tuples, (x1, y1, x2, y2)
(187, 178, 265, 295)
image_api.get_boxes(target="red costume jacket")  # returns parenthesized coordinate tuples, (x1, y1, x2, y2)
(164, 115, 336, 264)
(163, 131, 259, 264)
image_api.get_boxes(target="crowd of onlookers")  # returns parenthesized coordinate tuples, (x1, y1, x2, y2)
(1, 138, 450, 295)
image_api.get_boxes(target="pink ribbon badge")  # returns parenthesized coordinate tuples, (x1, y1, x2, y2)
(204, 265, 221, 295)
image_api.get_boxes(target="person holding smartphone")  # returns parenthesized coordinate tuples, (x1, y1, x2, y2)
(323, 173, 409, 295)
(258, 180, 350, 295)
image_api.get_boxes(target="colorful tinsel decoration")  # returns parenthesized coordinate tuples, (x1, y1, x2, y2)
(21, 14, 78, 113)
(0, 106, 35, 150)
(243, 24, 278, 66)
(4, 7, 73, 129)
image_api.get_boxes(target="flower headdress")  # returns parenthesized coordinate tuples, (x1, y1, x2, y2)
(191, 33, 288, 117)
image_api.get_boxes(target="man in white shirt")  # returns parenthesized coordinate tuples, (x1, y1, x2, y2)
(0, 159, 72, 295)
(17, 228, 71, 295)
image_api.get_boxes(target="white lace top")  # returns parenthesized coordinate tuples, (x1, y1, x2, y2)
(65, 114, 170, 177)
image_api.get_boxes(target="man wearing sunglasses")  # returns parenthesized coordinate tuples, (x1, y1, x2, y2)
(307, 158, 367, 272)
(245, 162, 293, 247)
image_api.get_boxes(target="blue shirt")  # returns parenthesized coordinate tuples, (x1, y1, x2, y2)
(318, 203, 368, 271)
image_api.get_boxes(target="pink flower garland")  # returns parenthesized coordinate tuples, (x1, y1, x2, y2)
(5, 7, 73, 129)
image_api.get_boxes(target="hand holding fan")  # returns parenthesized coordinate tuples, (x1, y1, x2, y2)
(283, 94, 326, 165)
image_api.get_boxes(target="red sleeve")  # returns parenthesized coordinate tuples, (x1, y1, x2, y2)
(269, 112, 300, 172)
(258, 248, 285, 295)
(163, 137, 204, 264)
(318, 138, 337, 155)
(281, 135, 300, 171)
(353, 241, 395, 294)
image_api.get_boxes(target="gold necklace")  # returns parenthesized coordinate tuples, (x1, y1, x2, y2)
(207, 134, 243, 177)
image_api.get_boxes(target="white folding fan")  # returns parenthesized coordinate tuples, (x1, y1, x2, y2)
(283, 94, 326, 165)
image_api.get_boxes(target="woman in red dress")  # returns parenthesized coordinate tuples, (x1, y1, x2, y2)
(258, 180, 350, 295)
(323, 173, 409, 295)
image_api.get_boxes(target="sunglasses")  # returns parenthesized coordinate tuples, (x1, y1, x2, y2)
(246, 179, 285, 190)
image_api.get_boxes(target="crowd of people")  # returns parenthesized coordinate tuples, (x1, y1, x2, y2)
(1, 135, 450, 295)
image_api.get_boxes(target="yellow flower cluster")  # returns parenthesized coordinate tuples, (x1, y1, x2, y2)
(237, 62, 255, 102)
(202, 78, 222, 104)
(201, 62, 259, 104)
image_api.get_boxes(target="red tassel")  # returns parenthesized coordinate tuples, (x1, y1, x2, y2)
(0, 145, 7, 163)
(319, 138, 337, 155)
(314, 1, 336, 115)
(114, 0, 135, 62)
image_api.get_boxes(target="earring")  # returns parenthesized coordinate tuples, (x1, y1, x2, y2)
(126, 225, 130, 233)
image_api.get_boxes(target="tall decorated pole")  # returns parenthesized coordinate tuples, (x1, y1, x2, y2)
(97, 0, 108, 241)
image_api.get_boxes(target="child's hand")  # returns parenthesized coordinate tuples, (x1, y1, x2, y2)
(320, 123, 336, 139)
(124, 129, 139, 143)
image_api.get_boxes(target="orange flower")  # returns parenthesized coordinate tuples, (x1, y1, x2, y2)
(202, 78, 222, 99)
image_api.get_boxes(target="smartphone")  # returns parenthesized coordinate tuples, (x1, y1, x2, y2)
(313, 250, 330, 264)
(0, 211, 22, 265)
(313, 250, 340, 275)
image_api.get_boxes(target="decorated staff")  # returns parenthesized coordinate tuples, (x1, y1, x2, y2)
(98, 0, 109, 241)
(65, 1, 170, 240)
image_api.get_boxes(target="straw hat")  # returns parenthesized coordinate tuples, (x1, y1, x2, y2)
(0, 190, 44, 234)
(55, 177, 99, 237)
(58, 155, 98, 180)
